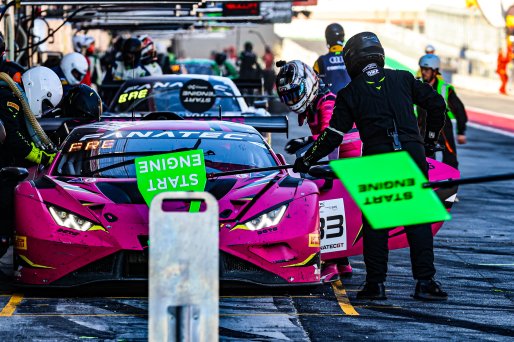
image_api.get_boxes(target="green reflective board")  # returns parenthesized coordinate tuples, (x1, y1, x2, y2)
(330, 151, 451, 229)
(135, 150, 207, 212)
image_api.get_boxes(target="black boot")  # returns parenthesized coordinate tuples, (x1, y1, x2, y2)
(413, 278, 448, 301)
(0, 235, 9, 259)
(356, 282, 387, 300)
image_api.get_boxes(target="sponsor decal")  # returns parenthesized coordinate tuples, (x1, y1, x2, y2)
(117, 88, 149, 103)
(319, 198, 347, 253)
(362, 63, 378, 72)
(180, 79, 216, 113)
(366, 69, 379, 77)
(15, 236, 27, 250)
(57, 228, 79, 236)
(257, 227, 278, 235)
(326, 65, 346, 71)
(85, 131, 248, 141)
(7, 101, 19, 111)
(329, 55, 344, 64)
(309, 233, 320, 247)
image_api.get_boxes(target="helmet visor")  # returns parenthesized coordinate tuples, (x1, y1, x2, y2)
(71, 68, 86, 82)
(279, 81, 305, 107)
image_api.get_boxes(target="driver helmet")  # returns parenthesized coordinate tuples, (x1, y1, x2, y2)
(275, 60, 319, 114)
(214, 52, 227, 66)
(22, 66, 63, 118)
(138, 34, 157, 65)
(325, 23, 345, 47)
(72, 35, 95, 53)
(419, 54, 440, 71)
(122, 37, 143, 68)
(60, 84, 102, 121)
(425, 44, 436, 54)
(60, 52, 88, 85)
(343, 31, 385, 79)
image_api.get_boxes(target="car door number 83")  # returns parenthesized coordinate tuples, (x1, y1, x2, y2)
(319, 198, 347, 253)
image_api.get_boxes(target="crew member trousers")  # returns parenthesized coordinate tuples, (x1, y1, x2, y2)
(362, 141, 436, 283)
(438, 119, 458, 170)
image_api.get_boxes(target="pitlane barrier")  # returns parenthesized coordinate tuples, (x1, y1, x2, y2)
(466, 106, 514, 133)
(149, 192, 219, 342)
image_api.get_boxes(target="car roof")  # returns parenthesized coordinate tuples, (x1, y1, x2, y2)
(75, 120, 260, 135)
(120, 74, 233, 87)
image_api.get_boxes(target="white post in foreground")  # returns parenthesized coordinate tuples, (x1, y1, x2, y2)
(149, 192, 219, 342)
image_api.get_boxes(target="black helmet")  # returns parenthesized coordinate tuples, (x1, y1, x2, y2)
(214, 52, 227, 66)
(122, 37, 143, 67)
(244, 41, 253, 52)
(60, 85, 103, 121)
(325, 23, 345, 46)
(343, 32, 385, 79)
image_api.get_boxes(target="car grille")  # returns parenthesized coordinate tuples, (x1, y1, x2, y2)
(77, 254, 116, 274)
(221, 251, 262, 272)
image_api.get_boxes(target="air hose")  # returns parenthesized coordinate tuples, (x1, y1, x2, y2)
(0, 72, 55, 150)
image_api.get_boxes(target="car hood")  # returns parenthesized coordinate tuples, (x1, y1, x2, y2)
(21, 172, 315, 224)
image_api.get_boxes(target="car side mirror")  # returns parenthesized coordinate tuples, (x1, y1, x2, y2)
(276, 153, 287, 166)
(308, 166, 336, 180)
(0, 167, 29, 182)
(253, 99, 268, 109)
(308, 166, 335, 191)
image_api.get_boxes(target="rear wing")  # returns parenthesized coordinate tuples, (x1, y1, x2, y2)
(140, 113, 288, 136)
(233, 78, 264, 92)
(192, 115, 288, 136)
(38, 114, 288, 147)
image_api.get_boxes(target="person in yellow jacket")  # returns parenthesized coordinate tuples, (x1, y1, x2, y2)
(313, 23, 351, 94)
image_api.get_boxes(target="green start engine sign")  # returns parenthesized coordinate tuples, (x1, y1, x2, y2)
(330, 151, 451, 229)
(135, 150, 207, 212)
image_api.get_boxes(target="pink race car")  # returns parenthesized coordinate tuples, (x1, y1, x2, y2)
(13, 120, 459, 287)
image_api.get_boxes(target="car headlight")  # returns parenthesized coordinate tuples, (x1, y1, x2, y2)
(244, 204, 288, 231)
(48, 206, 102, 232)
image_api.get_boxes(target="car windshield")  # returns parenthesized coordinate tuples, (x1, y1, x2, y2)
(112, 81, 241, 114)
(180, 62, 215, 75)
(54, 130, 277, 178)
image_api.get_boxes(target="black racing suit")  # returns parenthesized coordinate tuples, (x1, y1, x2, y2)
(0, 87, 38, 240)
(301, 65, 446, 283)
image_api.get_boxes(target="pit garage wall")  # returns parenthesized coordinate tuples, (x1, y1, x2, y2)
(425, 5, 504, 78)
(173, 25, 282, 61)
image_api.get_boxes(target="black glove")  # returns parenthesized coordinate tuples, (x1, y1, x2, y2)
(285, 136, 314, 154)
(293, 157, 311, 173)
(424, 140, 437, 158)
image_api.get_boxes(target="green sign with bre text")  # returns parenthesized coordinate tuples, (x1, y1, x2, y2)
(135, 150, 207, 211)
(330, 151, 451, 229)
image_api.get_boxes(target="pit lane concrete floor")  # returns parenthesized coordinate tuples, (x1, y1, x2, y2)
(0, 110, 513, 341)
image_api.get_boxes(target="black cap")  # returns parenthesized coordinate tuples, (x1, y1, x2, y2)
(325, 23, 345, 46)
(343, 32, 385, 79)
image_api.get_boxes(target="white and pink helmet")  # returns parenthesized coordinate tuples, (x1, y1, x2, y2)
(275, 60, 319, 114)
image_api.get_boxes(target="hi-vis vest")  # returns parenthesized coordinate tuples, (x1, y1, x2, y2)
(413, 78, 455, 119)
(436, 79, 455, 120)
